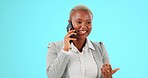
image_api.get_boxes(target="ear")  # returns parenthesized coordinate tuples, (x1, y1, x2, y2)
(68, 20, 70, 23)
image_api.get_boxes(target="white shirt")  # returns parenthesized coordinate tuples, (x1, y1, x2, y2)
(63, 39, 98, 78)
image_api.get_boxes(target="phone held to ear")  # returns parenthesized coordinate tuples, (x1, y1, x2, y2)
(66, 21, 76, 38)
(66, 21, 76, 43)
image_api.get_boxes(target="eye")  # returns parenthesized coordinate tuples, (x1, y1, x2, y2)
(77, 21, 82, 24)
(87, 21, 91, 24)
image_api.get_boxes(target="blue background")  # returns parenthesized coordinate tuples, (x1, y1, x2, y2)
(0, 0, 148, 78)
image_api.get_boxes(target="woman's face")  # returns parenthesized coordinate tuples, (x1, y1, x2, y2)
(71, 10, 92, 39)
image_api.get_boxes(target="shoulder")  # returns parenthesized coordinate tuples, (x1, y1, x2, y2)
(48, 40, 64, 49)
(90, 41, 106, 51)
(90, 41, 103, 46)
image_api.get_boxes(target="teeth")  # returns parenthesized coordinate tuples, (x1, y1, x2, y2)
(79, 31, 86, 34)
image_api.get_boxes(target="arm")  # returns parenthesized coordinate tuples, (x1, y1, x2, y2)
(46, 29, 76, 78)
(46, 42, 70, 78)
(99, 42, 110, 64)
(99, 42, 119, 78)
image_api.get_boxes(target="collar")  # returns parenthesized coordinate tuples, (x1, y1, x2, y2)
(87, 38, 95, 51)
(70, 38, 95, 53)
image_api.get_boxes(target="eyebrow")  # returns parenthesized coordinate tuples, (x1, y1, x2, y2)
(76, 19, 92, 21)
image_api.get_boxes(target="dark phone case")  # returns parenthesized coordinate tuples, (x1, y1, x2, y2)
(66, 21, 76, 38)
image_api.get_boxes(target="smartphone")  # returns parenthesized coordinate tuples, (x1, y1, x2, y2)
(66, 21, 76, 43)
(66, 21, 76, 38)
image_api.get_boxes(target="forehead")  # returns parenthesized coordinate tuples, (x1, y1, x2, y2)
(71, 10, 92, 20)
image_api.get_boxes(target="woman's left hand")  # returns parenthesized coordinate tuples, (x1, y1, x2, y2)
(101, 63, 119, 78)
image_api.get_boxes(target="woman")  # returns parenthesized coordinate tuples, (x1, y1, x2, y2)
(46, 5, 119, 78)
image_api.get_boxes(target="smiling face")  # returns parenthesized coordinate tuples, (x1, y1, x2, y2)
(70, 10, 92, 39)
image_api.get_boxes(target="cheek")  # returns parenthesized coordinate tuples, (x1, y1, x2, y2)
(73, 24, 80, 31)
(88, 26, 92, 31)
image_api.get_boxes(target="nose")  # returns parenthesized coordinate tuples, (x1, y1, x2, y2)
(80, 22, 87, 29)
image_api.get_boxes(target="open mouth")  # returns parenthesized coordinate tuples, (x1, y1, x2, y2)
(78, 30, 87, 35)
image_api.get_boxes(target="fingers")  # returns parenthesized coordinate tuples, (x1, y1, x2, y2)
(65, 30, 77, 40)
(101, 63, 112, 78)
(109, 64, 112, 73)
(103, 62, 112, 73)
(103, 63, 108, 73)
(67, 32, 76, 38)
(65, 29, 76, 37)
(112, 68, 120, 74)
(101, 63, 119, 78)
(65, 30, 76, 37)
(63, 30, 77, 51)
(101, 63, 111, 74)
(63, 30, 76, 51)
(101, 67, 105, 77)
(67, 30, 76, 35)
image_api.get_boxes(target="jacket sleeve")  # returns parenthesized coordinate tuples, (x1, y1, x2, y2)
(98, 42, 110, 78)
(99, 42, 110, 64)
(46, 42, 70, 78)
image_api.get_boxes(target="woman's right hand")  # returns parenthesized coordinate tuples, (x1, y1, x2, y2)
(63, 30, 77, 51)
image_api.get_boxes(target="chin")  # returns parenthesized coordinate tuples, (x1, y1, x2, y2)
(77, 34, 88, 39)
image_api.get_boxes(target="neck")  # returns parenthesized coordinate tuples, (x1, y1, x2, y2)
(73, 38, 87, 52)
